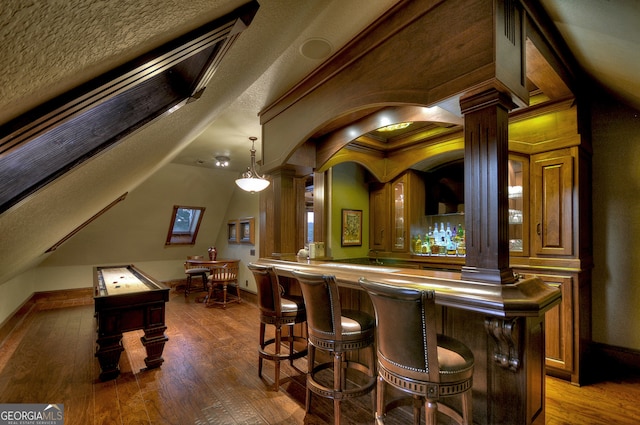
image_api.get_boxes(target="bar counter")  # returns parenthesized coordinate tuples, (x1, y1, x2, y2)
(257, 256, 561, 425)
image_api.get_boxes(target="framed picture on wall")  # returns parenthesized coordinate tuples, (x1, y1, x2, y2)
(239, 217, 255, 244)
(341, 209, 362, 246)
(228, 220, 238, 243)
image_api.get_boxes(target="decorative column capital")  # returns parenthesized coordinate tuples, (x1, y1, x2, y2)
(460, 85, 518, 115)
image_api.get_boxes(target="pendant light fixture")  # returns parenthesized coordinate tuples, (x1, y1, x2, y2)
(235, 137, 270, 193)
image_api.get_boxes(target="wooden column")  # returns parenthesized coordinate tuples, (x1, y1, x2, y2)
(460, 87, 516, 284)
(259, 168, 303, 257)
(313, 171, 326, 244)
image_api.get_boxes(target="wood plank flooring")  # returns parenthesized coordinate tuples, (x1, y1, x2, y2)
(0, 287, 639, 424)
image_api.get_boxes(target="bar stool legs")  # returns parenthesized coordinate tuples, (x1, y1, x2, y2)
(249, 263, 307, 391)
(293, 270, 377, 425)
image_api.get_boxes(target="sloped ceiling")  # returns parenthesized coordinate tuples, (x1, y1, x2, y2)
(1, 0, 639, 285)
(540, 0, 640, 110)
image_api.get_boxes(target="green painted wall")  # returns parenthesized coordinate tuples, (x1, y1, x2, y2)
(330, 162, 370, 259)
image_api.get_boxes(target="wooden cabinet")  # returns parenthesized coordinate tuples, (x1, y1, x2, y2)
(543, 274, 574, 372)
(508, 154, 529, 256)
(531, 148, 574, 256)
(519, 272, 574, 372)
(369, 170, 425, 254)
(391, 171, 425, 253)
(511, 145, 590, 385)
(509, 147, 579, 258)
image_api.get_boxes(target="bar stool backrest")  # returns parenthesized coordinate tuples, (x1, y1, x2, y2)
(360, 279, 440, 382)
(293, 270, 343, 342)
(248, 264, 282, 316)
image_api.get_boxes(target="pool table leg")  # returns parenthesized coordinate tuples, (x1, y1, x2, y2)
(141, 325, 168, 369)
(95, 333, 124, 381)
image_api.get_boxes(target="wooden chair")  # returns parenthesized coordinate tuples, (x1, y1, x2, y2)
(183, 255, 209, 298)
(205, 260, 241, 308)
(292, 270, 376, 425)
(359, 278, 474, 425)
(248, 263, 307, 391)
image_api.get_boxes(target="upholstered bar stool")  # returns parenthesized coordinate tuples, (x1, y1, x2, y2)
(248, 263, 308, 391)
(292, 270, 376, 425)
(359, 278, 474, 425)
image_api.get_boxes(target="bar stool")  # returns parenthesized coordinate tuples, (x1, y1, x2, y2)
(248, 263, 308, 391)
(359, 278, 474, 425)
(292, 270, 376, 425)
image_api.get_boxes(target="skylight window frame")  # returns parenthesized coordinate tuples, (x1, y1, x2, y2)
(165, 205, 205, 245)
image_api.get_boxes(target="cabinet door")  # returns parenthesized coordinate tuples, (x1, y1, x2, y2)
(531, 149, 574, 256)
(508, 154, 529, 256)
(542, 275, 574, 372)
(390, 171, 425, 253)
(391, 176, 406, 251)
(520, 272, 574, 373)
(369, 183, 389, 251)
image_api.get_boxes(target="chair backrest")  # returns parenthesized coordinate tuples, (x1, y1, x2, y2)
(209, 261, 239, 283)
(184, 255, 206, 271)
(359, 278, 440, 382)
(292, 270, 343, 341)
(247, 263, 282, 315)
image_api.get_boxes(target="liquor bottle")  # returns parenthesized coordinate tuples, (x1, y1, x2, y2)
(456, 224, 466, 256)
(422, 233, 429, 254)
(414, 234, 422, 253)
(438, 222, 446, 255)
(427, 226, 436, 250)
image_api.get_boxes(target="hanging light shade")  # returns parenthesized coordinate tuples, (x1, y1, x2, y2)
(235, 137, 270, 193)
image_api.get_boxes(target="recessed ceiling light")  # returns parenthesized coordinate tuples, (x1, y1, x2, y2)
(377, 122, 412, 132)
(215, 156, 230, 167)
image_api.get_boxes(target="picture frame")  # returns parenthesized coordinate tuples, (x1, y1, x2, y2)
(238, 217, 255, 245)
(341, 209, 362, 246)
(228, 220, 238, 243)
(227, 217, 255, 245)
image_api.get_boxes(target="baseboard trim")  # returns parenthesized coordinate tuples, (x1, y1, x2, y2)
(590, 342, 640, 379)
(0, 296, 36, 348)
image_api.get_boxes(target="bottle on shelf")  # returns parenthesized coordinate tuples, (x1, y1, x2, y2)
(414, 234, 422, 254)
(428, 226, 435, 252)
(438, 222, 446, 255)
(456, 223, 465, 256)
(422, 233, 430, 254)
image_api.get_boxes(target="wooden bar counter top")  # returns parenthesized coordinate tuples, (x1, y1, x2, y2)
(257, 256, 561, 425)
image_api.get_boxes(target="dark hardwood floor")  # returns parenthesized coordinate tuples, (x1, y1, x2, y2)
(0, 287, 638, 424)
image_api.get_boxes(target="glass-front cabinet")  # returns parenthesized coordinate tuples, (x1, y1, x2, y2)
(508, 154, 529, 256)
(392, 179, 405, 250)
(390, 171, 426, 253)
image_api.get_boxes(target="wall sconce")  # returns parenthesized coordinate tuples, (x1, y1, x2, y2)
(235, 137, 270, 193)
